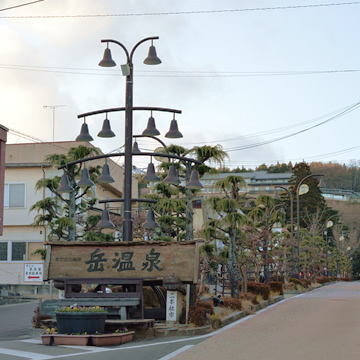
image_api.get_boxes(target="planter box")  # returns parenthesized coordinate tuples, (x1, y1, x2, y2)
(91, 333, 123, 347)
(120, 331, 134, 344)
(53, 334, 90, 346)
(55, 312, 107, 334)
(41, 334, 53, 346)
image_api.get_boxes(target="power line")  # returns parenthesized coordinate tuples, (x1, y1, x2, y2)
(0, 0, 46, 12)
(0, 2, 359, 18)
(1, 63, 360, 78)
(223, 103, 360, 152)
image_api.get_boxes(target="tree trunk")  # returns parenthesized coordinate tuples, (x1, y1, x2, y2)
(68, 177, 76, 241)
(189, 283, 197, 306)
(228, 232, 240, 298)
(185, 163, 193, 241)
(240, 265, 248, 294)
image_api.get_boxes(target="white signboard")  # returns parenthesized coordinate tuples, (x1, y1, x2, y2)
(24, 263, 43, 282)
(166, 291, 177, 322)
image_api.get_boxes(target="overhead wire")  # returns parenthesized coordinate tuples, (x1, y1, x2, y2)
(0, 1, 359, 18)
(0, 0, 46, 12)
(1, 63, 360, 78)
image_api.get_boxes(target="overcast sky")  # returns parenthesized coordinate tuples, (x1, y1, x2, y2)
(1, 0, 359, 170)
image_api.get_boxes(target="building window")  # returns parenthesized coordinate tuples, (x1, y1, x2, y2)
(12, 242, 26, 261)
(0, 242, 8, 261)
(4, 183, 26, 209)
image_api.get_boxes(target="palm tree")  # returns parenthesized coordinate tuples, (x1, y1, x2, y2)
(31, 145, 101, 241)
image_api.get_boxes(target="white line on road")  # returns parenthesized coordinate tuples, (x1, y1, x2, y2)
(157, 345, 194, 360)
(0, 347, 51, 359)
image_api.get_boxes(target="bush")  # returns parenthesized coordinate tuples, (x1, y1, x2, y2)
(289, 277, 302, 286)
(246, 282, 270, 300)
(220, 297, 242, 310)
(341, 277, 353, 282)
(188, 306, 207, 327)
(197, 300, 214, 315)
(32, 307, 51, 328)
(270, 281, 284, 295)
(240, 292, 259, 305)
(300, 279, 311, 288)
(315, 276, 331, 284)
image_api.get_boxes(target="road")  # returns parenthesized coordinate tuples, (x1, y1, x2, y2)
(173, 281, 360, 360)
(0, 282, 359, 359)
(0, 301, 38, 340)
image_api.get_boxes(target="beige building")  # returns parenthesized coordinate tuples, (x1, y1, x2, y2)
(0, 141, 137, 286)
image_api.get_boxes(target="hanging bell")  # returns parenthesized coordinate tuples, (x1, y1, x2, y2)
(142, 163, 160, 182)
(245, 200, 252, 208)
(132, 141, 141, 154)
(142, 115, 160, 136)
(77, 168, 95, 188)
(76, 123, 94, 142)
(143, 45, 162, 65)
(318, 177, 326, 188)
(97, 209, 115, 228)
(165, 119, 183, 139)
(185, 168, 203, 190)
(98, 163, 115, 184)
(274, 189, 280, 200)
(163, 164, 180, 185)
(57, 173, 74, 193)
(98, 48, 117, 67)
(98, 118, 116, 138)
(143, 208, 160, 229)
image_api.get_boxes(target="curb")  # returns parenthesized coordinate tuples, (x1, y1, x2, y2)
(154, 295, 285, 338)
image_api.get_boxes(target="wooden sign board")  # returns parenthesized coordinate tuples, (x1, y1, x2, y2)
(45, 241, 200, 284)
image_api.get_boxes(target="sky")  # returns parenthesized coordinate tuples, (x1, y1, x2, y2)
(1, 0, 360, 171)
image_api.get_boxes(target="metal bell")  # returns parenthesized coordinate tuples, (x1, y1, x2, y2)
(97, 209, 115, 228)
(98, 163, 115, 184)
(165, 119, 183, 139)
(98, 118, 115, 138)
(132, 141, 141, 154)
(98, 48, 117, 67)
(143, 208, 160, 229)
(318, 177, 326, 188)
(76, 122, 94, 142)
(77, 168, 95, 188)
(274, 189, 280, 200)
(142, 115, 160, 136)
(57, 173, 74, 193)
(142, 163, 160, 182)
(163, 164, 180, 185)
(185, 168, 203, 190)
(143, 45, 162, 65)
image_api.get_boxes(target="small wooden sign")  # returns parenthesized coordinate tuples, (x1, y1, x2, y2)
(45, 241, 200, 284)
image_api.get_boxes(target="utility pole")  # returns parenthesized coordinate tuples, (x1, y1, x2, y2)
(43, 105, 65, 142)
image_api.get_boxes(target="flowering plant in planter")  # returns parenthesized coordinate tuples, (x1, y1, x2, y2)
(43, 328, 58, 335)
(56, 305, 107, 313)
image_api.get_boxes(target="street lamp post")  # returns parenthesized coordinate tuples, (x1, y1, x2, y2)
(296, 174, 324, 278)
(275, 186, 294, 274)
(99, 37, 161, 243)
(63, 37, 203, 243)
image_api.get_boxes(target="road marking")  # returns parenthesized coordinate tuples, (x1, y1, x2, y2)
(0, 347, 51, 359)
(158, 345, 194, 360)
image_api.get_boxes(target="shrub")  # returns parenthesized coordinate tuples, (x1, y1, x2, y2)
(315, 276, 331, 284)
(283, 282, 296, 291)
(197, 300, 214, 315)
(240, 292, 259, 305)
(270, 281, 284, 295)
(246, 282, 270, 300)
(300, 279, 311, 288)
(32, 307, 51, 328)
(188, 306, 207, 327)
(209, 314, 222, 329)
(289, 277, 302, 286)
(220, 297, 242, 310)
